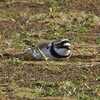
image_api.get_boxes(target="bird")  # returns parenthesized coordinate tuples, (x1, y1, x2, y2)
(1, 39, 72, 60)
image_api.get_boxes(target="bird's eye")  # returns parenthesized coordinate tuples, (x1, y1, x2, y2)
(47, 46, 49, 49)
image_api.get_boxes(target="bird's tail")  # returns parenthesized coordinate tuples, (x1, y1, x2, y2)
(0, 52, 25, 59)
(0, 48, 34, 60)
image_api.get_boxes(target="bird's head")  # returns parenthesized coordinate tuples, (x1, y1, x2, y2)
(53, 39, 71, 50)
(49, 39, 72, 58)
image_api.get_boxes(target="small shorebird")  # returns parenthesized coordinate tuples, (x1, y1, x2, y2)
(2, 39, 72, 60)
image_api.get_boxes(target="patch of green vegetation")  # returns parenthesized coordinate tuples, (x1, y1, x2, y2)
(0, 89, 5, 96)
(96, 36, 100, 44)
(77, 92, 99, 100)
(96, 76, 100, 81)
(7, 58, 22, 65)
(30, 81, 100, 97)
(78, 27, 88, 33)
(9, 80, 99, 99)
(15, 87, 38, 99)
(45, 12, 99, 40)
(32, 81, 59, 96)
(0, 1, 100, 99)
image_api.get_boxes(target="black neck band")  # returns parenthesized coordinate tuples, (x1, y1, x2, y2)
(50, 43, 70, 58)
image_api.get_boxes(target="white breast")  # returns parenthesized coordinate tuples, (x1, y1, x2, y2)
(54, 48, 71, 56)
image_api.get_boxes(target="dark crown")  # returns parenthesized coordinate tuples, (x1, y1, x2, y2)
(53, 39, 71, 49)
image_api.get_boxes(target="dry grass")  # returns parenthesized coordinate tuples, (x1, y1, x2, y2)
(0, 0, 100, 100)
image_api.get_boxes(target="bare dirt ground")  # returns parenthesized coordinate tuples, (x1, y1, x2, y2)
(0, 0, 100, 100)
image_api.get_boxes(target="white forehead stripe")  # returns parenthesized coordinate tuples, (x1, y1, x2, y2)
(56, 42, 69, 45)
(63, 43, 71, 46)
(61, 39, 69, 41)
